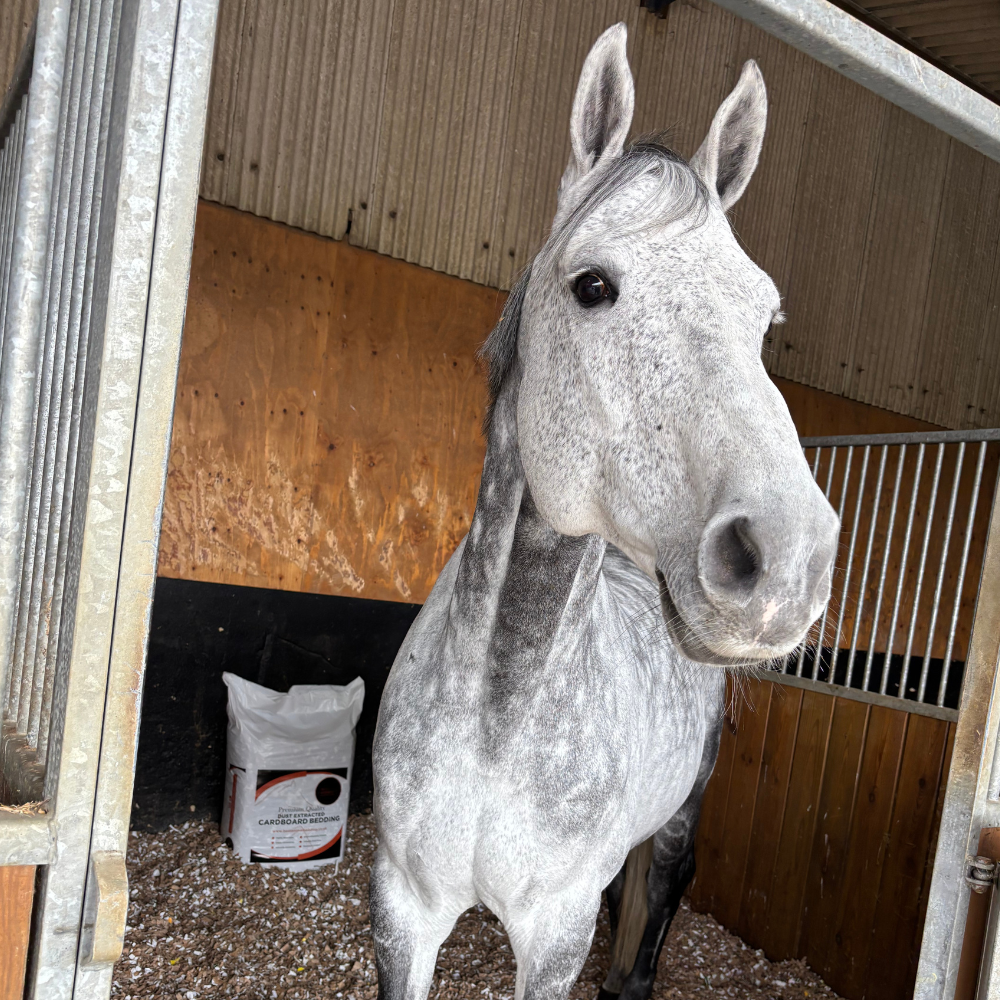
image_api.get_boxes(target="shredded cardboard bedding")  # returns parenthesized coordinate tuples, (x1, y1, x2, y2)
(112, 814, 840, 1000)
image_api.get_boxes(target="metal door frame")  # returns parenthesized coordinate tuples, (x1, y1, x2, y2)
(0, 1, 219, 998)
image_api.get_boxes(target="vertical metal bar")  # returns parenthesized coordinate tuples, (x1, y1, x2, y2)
(939, 441, 989, 707)
(831, 445, 870, 682)
(797, 445, 825, 677)
(0, 102, 28, 363)
(0, 0, 72, 729)
(917, 444, 966, 704)
(864, 444, 906, 691)
(849, 445, 887, 687)
(881, 442, 926, 695)
(902, 443, 946, 699)
(37, 0, 118, 766)
(815, 446, 848, 680)
(16, 0, 93, 745)
(25, 0, 105, 750)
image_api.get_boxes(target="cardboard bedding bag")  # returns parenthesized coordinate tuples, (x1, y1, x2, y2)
(221, 673, 365, 870)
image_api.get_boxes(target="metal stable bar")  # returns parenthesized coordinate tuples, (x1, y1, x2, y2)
(815, 446, 851, 681)
(940, 442, 988, 708)
(863, 443, 905, 692)
(917, 444, 965, 704)
(788, 433, 998, 715)
(901, 444, 945, 693)
(830, 445, 869, 679)
(710, 0, 1000, 165)
(881, 443, 925, 696)
(0, 0, 72, 738)
(796, 444, 825, 677)
(848, 445, 886, 685)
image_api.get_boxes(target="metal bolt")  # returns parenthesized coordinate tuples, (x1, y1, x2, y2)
(966, 855, 997, 894)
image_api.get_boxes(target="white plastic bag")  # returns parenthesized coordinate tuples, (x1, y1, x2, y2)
(220, 672, 365, 870)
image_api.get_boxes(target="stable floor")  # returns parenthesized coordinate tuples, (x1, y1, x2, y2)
(112, 815, 841, 1000)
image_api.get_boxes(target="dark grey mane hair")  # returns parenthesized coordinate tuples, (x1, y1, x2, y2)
(480, 134, 709, 439)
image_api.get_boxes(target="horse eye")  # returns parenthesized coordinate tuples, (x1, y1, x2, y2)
(573, 272, 612, 307)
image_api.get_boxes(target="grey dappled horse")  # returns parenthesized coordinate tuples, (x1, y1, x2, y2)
(370, 22, 839, 1000)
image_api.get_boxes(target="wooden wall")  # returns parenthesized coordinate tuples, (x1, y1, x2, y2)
(690, 677, 954, 1000)
(161, 201, 965, 607)
(158, 201, 500, 603)
(0, 864, 34, 1000)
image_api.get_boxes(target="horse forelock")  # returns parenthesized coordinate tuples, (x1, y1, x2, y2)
(479, 134, 709, 440)
(551, 133, 710, 252)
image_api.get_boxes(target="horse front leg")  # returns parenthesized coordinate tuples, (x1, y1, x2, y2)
(369, 848, 458, 1000)
(506, 888, 602, 1000)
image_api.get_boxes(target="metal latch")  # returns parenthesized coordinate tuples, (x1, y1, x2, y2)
(81, 850, 129, 965)
(967, 855, 998, 894)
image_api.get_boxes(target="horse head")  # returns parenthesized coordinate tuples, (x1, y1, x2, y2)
(507, 23, 839, 666)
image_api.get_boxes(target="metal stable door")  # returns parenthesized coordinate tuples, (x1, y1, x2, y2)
(917, 456, 1000, 997)
(0, 1, 219, 998)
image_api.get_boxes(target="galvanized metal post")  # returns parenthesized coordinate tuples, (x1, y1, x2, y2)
(709, 0, 1000, 165)
(916, 476, 1000, 998)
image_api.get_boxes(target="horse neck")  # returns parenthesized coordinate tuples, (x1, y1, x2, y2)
(450, 368, 607, 676)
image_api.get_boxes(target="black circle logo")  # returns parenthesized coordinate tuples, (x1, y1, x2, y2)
(315, 776, 341, 805)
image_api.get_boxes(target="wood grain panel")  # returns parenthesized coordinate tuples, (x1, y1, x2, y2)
(158, 201, 502, 604)
(711, 679, 772, 931)
(691, 678, 956, 1000)
(799, 699, 870, 970)
(762, 688, 835, 960)
(0, 865, 34, 1000)
(735, 683, 802, 948)
(824, 706, 907, 997)
(688, 702, 739, 915)
(868, 715, 952, 1000)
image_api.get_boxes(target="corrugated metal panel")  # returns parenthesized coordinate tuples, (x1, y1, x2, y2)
(199, 0, 1000, 429)
(0, 0, 37, 97)
(201, 0, 394, 243)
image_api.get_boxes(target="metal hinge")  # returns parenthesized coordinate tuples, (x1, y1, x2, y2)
(967, 855, 998, 894)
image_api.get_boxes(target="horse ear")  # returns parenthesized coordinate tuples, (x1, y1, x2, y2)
(563, 24, 634, 192)
(690, 60, 767, 211)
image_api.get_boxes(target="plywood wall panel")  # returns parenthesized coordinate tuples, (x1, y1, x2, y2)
(0, 864, 34, 1000)
(0, 0, 35, 99)
(158, 202, 501, 603)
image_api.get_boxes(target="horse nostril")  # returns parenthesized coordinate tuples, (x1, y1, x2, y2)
(702, 515, 761, 596)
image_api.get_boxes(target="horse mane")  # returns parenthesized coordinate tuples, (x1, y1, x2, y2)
(479, 133, 708, 440)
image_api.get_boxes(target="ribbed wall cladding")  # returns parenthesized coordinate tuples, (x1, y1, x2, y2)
(5, 0, 999, 429)
(199, 0, 1000, 430)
